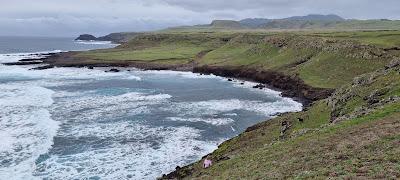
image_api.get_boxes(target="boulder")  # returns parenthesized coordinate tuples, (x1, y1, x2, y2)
(106, 68, 120, 73)
(252, 83, 265, 89)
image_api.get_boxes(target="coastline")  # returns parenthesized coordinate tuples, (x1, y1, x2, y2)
(6, 51, 333, 106)
(3, 47, 399, 179)
(3, 50, 317, 177)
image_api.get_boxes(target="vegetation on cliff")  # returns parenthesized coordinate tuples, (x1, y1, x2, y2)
(61, 29, 400, 179)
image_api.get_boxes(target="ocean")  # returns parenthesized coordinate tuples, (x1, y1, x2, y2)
(0, 36, 303, 179)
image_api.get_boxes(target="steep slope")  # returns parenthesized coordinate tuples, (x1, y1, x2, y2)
(32, 30, 400, 179)
(160, 59, 400, 179)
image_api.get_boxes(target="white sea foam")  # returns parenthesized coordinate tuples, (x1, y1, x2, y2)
(74, 40, 118, 45)
(0, 85, 59, 180)
(0, 49, 303, 180)
(0, 50, 63, 63)
(231, 80, 282, 95)
(52, 91, 171, 125)
(167, 117, 235, 126)
(140, 70, 221, 79)
(163, 98, 302, 117)
(33, 125, 220, 179)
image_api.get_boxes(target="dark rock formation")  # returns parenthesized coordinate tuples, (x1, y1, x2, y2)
(252, 84, 265, 89)
(107, 68, 120, 73)
(75, 34, 97, 41)
(3, 61, 43, 66)
(194, 66, 334, 104)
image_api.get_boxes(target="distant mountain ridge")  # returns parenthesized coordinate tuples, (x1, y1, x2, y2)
(165, 14, 400, 31)
(284, 14, 345, 21)
(238, 14, 345, 28)
(77, 14, 400, 41)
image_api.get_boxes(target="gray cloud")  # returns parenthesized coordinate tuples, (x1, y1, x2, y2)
(0, 0, 399, 36)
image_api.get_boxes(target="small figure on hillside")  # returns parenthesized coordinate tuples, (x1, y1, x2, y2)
(298, 118, 304, 123)
(203, 156, 213, 168)
(280, 121, 291, 137)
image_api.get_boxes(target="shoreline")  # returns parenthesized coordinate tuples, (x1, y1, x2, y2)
(3, 50, 332, 178)
(4, 51, 333, 106)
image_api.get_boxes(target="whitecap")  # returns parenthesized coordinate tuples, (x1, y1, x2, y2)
(0, 85, 59, 180)
(140, 70, 221, 79)
(33, 125, 221, 180)
(163, 98, 302, 117)
(74, 40, 119, 45)
(167, 117, 235, 126)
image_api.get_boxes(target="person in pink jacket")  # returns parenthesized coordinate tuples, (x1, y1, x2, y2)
(203, 156, 212, 168)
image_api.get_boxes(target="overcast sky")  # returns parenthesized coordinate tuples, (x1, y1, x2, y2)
(1, 0, 399, 37)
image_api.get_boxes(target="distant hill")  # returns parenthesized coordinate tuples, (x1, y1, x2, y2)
(165, 14, 400, 31)
(284, 14, 345, 21)
(211, 20, 243, 28)
(261, 14, 346, 29)
(239, 18, 272, 28)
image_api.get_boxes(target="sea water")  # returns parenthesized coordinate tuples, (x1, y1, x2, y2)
(0, 36, 302, 179)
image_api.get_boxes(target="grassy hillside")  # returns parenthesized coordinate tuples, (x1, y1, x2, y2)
(163, 60, 400, 179)
(77, 30, 398, 89)
(72, 30, 400, 179)
(76, 33, 231, 66)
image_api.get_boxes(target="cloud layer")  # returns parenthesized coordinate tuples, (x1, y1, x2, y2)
(1, 0, 399, 36)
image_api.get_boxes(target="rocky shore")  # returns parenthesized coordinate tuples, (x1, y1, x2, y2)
(4, 51, 333, 105)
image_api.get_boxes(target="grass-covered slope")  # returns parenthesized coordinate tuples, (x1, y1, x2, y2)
(71, 31, 400, 179)
(76, 30, 399, 89)
(162, 60, 400, 179)
(76, 33, 231, 66)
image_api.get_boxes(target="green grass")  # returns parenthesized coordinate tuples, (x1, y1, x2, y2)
(71, 30, 400, 179)
(180, 102, 400, 180)
(298, 52, 389, 88)
(77, 45, 206, 62)
(77, 31, 397, 89)
(309, 30, 400, 48)
(165, 62, 400, 179)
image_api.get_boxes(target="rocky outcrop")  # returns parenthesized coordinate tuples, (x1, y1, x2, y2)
(264, 35, 391, 60)
(194, 66, 334, 104)
(328, 58, 400, 123)
(75, 34, 97, 41)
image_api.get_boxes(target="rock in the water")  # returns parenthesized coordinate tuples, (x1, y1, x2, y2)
(107, 68, 120, 72)
(75, 34, 97, 41)
(252, 84, 265, 89)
